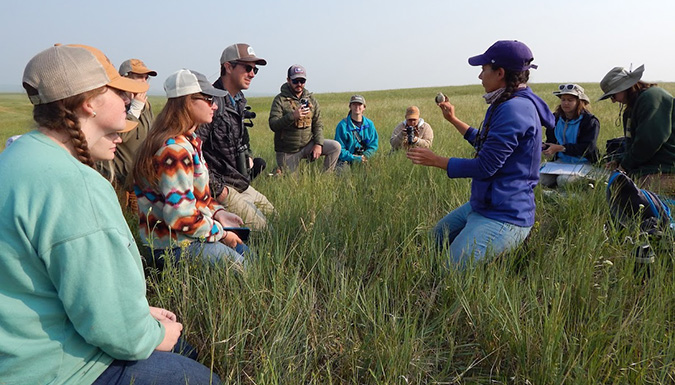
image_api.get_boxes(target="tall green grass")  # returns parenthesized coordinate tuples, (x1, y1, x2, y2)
(2, 83, 674, 384)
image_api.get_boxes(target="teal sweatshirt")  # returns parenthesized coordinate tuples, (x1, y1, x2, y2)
(0, 131, 164, 385)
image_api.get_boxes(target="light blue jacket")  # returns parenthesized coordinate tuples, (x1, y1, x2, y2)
(334, 113, 378, 163)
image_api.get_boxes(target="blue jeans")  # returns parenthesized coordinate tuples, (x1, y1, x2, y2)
(433, 202, 531, 269)
(150, 241, 251, 269)
(93, 348, 221, 385)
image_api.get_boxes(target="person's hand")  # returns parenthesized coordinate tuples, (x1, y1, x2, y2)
(361, 155, 367, 163)
(605, 160, 619, 170)
(220, 230, 243, 248)
(311, 144, 322, 160)
(149, 306, 176, 322)
(133, 91, 148, 104)
(215, 210, 243, 228)
(293, 105, 311, 121)
(248, 156, 254, 169)
(542, 143, 564, 157)
(406, 147, 448, 169)
(437, 100, 456, 123)
(155, 318, 182, 351)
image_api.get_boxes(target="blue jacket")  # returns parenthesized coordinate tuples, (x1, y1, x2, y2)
(334, 113, 379, 163)
(446, 87, 555, 227)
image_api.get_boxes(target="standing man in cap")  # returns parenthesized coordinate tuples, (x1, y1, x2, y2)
(100, 58, 157, 212)
(197, 43, 275, 231)
(333, 94, 379, 168)
(390, 106, 434, 151)
(269, 64, 341, 172)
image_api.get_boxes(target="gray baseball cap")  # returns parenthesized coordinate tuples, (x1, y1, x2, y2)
(164, 69, 227, 98)
(220, 43, 267, 65)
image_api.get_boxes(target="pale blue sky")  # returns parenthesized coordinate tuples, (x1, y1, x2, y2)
(1, 0, 673, 96)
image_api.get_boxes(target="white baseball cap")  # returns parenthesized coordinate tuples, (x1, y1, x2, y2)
(163, 69, 227, 99)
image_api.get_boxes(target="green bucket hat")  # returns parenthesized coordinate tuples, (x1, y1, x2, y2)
(599, 64, 644, 101)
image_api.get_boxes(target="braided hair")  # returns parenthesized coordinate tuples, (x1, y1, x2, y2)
(28, 86, 106, 168)
(473, 65, 531, 156)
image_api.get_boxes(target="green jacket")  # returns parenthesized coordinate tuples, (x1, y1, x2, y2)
(269, 82, 325, 153)
(100, 102, 154, 188)
(621, 87, 675, 176)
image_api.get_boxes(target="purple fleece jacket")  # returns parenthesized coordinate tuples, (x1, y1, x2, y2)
(446, 87, 555, 226)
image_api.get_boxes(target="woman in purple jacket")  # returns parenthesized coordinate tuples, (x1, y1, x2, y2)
(407, 40, 555, 268)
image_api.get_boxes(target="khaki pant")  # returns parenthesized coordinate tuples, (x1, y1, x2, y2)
(276, 140, 341, 172)
(637, 173, 675, 196)
(218, 185, 274, 231)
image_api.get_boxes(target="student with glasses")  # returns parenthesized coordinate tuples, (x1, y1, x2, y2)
(599, 65, 675, 194)
(406, 40, 555, 269)
(269, 64, 341, 172)
(99, 58, 158, 213)
(196, 43, 274, 231)
(539, 83, 600, 188)
(133, 69, 250, 267)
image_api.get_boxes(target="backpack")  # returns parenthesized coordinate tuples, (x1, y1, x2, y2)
(606, 170, 674, 234)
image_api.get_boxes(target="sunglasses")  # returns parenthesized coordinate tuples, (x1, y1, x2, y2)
(234, 62, 259, 75)
(192, 94, 215, 106)
(558, 84, 580, 92)
(291, 78, 306, 85)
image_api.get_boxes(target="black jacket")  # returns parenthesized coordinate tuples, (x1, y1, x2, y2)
(196, 78, 250, 195)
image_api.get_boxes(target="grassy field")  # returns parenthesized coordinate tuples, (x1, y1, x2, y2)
(2, 83, 675, 384)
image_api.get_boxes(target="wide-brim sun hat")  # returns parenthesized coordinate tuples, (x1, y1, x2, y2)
(164, 69, 228, 99)
(553, 83, 590, 103)
(598, 65, 644, 101)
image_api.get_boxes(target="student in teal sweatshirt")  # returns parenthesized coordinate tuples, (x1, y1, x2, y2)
(0, 44, 220, 385)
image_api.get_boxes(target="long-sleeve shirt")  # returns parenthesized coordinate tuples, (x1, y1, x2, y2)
(334, 113, 379, 163)
(135, 133, 226, 249)
(0, 131, 164, 385)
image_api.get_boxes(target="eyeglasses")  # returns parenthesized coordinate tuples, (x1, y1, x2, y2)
(234, 62, 259, 75)
(291, 78, 306, 85)
(192, 94, 215, 106)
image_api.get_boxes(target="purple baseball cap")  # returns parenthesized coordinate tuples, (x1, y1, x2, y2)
(468, 40, 538, 71)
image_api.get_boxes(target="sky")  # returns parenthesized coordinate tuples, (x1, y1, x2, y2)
(1, 0, 674, 97)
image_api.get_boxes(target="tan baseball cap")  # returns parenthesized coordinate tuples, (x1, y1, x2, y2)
(23, 44, 148, 105)
(118, 58, 157, 77)
(220, 43, 267, 65)
(405, 106, 420, 119)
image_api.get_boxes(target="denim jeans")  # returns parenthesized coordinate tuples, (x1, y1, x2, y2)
(93, 348, 221, 385)
(433, 202, 531, 269)
(149, 241, 251, 270)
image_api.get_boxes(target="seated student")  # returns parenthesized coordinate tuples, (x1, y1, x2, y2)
(133, 69, 249, 266)
(390, 106, 434, 150)
(98, 58, 157, 213)
(540, 83, 600, 187)
(599, 65, 675, 195)
(0, 44, 220, 385)
(334, 94, 378, 167)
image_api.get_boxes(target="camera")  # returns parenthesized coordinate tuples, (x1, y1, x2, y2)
(405, 125, 415, 145)
(300, 98, 310, 109)
(243, 105, 256, 128)
(354, 147, 365, 156)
